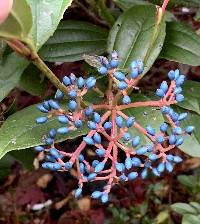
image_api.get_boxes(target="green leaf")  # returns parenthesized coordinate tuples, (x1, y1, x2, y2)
(189, 202, 200, 213)
(178, 81, 200, 115)
(39, 20, 108, 62)
(160, 22, 200, 66)
(177, 175, 197, 189)
(27, 0, 73, 50)
(171, 203, 198, 215)
(0, 53, 29, 102)
(18, 64, 48, 96)
(114, 0, 150, 11)
(0, 104, 88, 159)
(125, 94, 165, 146)
(174, 107, 200, 157)
(0, 0, 73, 102)
(182, 214, 200, 224)
(107, 5, 166, 74)
(0, 0, 32, 41)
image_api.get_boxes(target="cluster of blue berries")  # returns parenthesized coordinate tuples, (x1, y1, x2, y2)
(97, 51, 144, 105)
(34, 52, 194, 203)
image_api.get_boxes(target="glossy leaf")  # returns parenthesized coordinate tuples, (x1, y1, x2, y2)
(178, 80, 200, 115)
(0, 104, 88, 159)
(171, 203, 197, 215)
(160, 22, 200, 66)
(18, 64, 48, 96)
(39, 20, 108, 62)
(0, 53, 29, 102)
(114, 0, 150, 11)
(182, 214, 200, 224)
(108, 5, 166, 74)
(0, 0, 32, 41)
(27, 0, 73, 50)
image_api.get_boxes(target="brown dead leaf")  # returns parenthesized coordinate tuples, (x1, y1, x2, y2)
(37, 174, 53, 189)
(182, 158, 200, 170)
(55, 193, 72, 210)
(77, 197, 91, 211)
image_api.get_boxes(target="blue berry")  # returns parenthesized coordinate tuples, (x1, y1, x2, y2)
(87, 121, 97, 130)
(55, 90, 64, 100)
(123, 132, 131, 141)
(93, 133, 101, 144)
(175, 137, 184, 146)
(126, 117, 135, 127)
(69, 73, 76, 84)
(96, 148, 105, 157)
(74, 119, 83, 128)
(156, 89, 165, 98)
(178, 113, 187, 121)
(132, 157, 142, 166)
(98, 66, 108, 75)
(173, 127, 182, 135)
(118, 81, 128, 90)
(50, 148, 60, 158)
(116, 162, 125, 172)
(125, 157, 132, 169)
(86, 77, 96, 89)
(141, 168, 148, 179)
(165, 162, 173, 172)
(161, 106, 170, 114)
(36, 116, 48, 124)
(37, 104, 49, 113)
(57, 115, 69, 124)
(152, 168, 160, 176)
(57, 127, 69, 134)
(74, 188, 82, 198)
(147, 145, 153, 152)
(119, 174, 127, 181)
(46, 138, 54, 145)
(157, 163, 165, 173)
(49, 129, 56, 138)
(94, 162, 105, 173)
(130, 60, 138, 69)
(77, 77, 85, 88)
(79, 154, 84, 162)
(92, 160, 99, 168)
(113, 71, 125, 81)
(87, 173, 97, 181)
(131, 136, 140, 147)
(185, 126, 195, 134)
(91, 191, 102, 199)
(176, 75, 185, 86)
(85, 106, 93, 117)
(68, 90, 77, 99)
(174, 87, 182, 94)
(34, 146, 44, 152)
(173, 156, 182, 163)
(136, 147, 147, 155)
(146, 126, 156, 136)
(115, 116, 123, 128)
(160, 123, 168, 132)
(166, 154, 174, 161)
(83, 137, 94, 145)
(160, 81, 168, 93)
(104, 122, 112, 129)
(63, 76, 71, 86)
(130, 68, 139, 78)
(101, 193, 108, 203)
(93, 112, 101, 124)
(156, 135, 165, 143)
(68, 100, 77, 111)
(128, 172, 138, 180)
(110, 59, 119, 68)
(168, 70, 175, 80)
(79, 163, 85, 173)
(122, 96, 131, 105)
(49, 100, 60, 110)
(64, 162, 72, 169)
(176, 94, 184, 102)
(169, 135, 177, 145)
(136, 60, 144, 73)
(148, 154, 158, 161)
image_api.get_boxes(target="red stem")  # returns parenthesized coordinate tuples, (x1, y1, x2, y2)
(162, 0, 169, 13)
